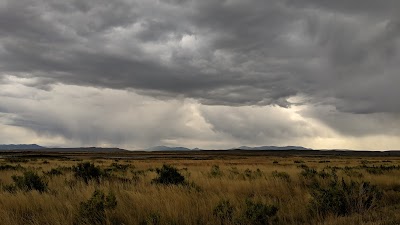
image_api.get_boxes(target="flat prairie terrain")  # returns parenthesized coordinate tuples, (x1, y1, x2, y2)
(0, 150, 399, 225)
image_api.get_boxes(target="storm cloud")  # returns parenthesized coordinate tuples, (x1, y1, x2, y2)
(0, 0, 399, 149)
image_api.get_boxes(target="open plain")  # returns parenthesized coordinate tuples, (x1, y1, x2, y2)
(0, 150, 399, 225)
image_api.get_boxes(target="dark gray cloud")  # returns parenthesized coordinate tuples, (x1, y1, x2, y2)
(1, 0, 399, 114)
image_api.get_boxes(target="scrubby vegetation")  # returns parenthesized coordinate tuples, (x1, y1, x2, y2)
(0, 154, 399, 224)
(152, 164, 186, 185)
(76, 190, 117, 225)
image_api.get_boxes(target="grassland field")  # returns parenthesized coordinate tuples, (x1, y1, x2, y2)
(0, 150, 399, 225)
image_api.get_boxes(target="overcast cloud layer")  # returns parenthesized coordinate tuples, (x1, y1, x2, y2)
(0, 0, 399, 149)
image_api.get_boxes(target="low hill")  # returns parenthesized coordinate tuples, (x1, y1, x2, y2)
(234, 146, 311, 150)
(0, 144, 45, 150)
(145, 146, 191, 151)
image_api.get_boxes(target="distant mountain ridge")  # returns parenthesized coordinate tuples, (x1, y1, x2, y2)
(0, 145, 127, 153)
(0, 144, 311, 152)
(144, 145, 311, 151)
(145, 146, 191, 151)
(234, 146, 311, 150)
(0, 144, 45, 150)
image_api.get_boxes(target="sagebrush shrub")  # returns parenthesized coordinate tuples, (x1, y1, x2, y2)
(309, 179, 382, 217)
(76, 190, 117, 225)
(209, 165, 223, 177)
(73, 162, 104, 184)
(11, 171, 48, 193)
(152, 164, 185, 185)
(213, 200, 234, 224)
(300, 167, 317, 179)
(0, 164, 23, 171)
(243, 199, 278, 225)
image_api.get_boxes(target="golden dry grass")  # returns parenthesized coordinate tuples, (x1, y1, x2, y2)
(0, 154, 399, 225)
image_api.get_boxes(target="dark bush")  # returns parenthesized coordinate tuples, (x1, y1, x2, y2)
(213, 200, 234, 224)
(300, 168, 317, 179)
(317, 170, 331, 179)
(0, 164, 24, 171)
(76, 190, 117, 225)
(309, 179, 382, 217)
(152, 165, 185, 185)
(73, 162, 104, 184)
(11, 171, 48, 193)
(242, 199, 278, 225)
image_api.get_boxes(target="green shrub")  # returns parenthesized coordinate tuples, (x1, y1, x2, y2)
(242, 199, 278, 225)
(213, 200, 234, 224)
(76, 190, 117, 225)
(11, 171, 48, 193)
(209, 165, 223, 177)
(309, 179, 382, 217)
(300, 167, 317, 179)
(0, 164, 24, 171)
(73, 162, 104, 184)
(152, 165, 185, 185)
(2, 184, 17, 193)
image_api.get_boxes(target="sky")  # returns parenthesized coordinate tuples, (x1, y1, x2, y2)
(0, 0, 399, 150)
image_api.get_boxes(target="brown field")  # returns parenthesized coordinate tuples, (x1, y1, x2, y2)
(0, 150, 400, 225)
